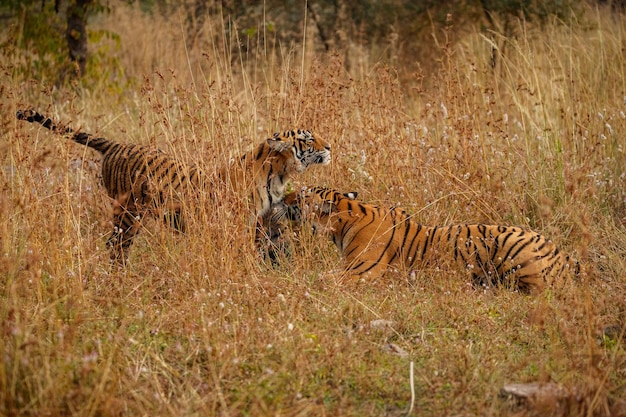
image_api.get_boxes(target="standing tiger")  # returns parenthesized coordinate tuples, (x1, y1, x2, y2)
(289, 186, 577, 293)
(16, 109, 331, 263)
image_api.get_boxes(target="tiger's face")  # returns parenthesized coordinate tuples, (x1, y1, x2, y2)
(267, 130, 331, 173)
(296, 186, 358, 233)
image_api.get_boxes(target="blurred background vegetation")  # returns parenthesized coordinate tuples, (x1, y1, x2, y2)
(2, 0, 623, 89)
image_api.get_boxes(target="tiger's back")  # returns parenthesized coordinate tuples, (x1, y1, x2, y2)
(296, 186, 576, 293)
(16, 109, 203, 204)
(411, 224, 573, 291)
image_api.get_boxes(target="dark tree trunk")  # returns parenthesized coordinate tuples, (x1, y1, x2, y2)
(186, 0, 208, 50)
(66, 0, 92, 77)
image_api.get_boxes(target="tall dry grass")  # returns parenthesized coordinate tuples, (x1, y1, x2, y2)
(1, 3, 625, 416)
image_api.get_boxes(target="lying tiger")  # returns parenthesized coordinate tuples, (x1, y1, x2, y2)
(16, 109, 331, 263)
(287, 186, 578, 293)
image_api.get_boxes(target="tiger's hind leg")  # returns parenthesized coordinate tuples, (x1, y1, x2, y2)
(107, 192, 144, 264)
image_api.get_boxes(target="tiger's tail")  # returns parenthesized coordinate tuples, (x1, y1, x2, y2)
(16, 109, 72, 134)
(17, 109, 114, 154)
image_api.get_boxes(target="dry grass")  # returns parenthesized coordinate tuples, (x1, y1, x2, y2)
(1, 4, 625, 416)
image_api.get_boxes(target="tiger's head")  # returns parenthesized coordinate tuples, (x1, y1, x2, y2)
(289, 186, 359, 233)
(224, 129, 331, 222)
(267, 130, 331, 173)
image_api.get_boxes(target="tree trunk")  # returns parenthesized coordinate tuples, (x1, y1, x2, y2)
(66, 0, 92, 77)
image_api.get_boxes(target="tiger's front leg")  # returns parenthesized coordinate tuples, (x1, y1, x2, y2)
(255, 211, 293, 265)
(163, 209, 186, 233)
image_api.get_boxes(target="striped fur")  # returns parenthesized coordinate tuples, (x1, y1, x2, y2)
(17, 109, 331, 262)
(292, 187, 577, 293)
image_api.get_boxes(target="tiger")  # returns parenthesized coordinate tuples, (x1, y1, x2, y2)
(288, 186, 577, 293)
(16, 109, 331, 263)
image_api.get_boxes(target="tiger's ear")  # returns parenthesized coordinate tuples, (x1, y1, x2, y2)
(266, 136, 293, 152)
(344, 192, 358, 200)
(282, 191, 299, 205)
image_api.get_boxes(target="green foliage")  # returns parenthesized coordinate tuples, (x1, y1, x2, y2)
(2, 0, 126, 91)
(83, 28, 130, 94)
(4, 1, 67, 83)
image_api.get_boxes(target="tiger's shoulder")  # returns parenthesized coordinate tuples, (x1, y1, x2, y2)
(220, 130, 331, 219)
